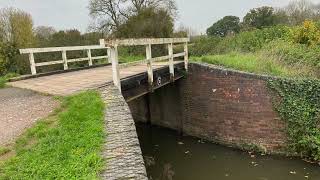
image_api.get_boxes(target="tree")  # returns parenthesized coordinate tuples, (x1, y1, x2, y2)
(243, 6, 279, 29)
(284, 0, 319, 25)
(0, 7, 35, 48)
(0, 8, 35, 75)
(35, 26, 56, 41)
(115, 8, 174, 38)
(88, 0, 177, 34)
(206, 16, 240, 37)
(34, 26, 56, 47)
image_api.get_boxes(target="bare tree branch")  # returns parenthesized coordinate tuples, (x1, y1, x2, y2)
(88, 0, 177, 34)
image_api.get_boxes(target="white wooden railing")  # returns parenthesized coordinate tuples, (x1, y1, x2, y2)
(100, 38, 190, 91)
(20, 45, 110, 75)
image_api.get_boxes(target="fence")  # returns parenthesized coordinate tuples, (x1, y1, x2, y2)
(100, 38, 190, 91)
(19, 45, 110, 75)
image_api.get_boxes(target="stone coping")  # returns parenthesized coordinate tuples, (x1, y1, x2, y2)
(99, 85, 148, 180)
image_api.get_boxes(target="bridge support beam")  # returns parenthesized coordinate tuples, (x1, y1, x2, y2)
(62, 50, 68, 70)
(107, 48, 111, 63)
(29, 53, 37, 75)
(110, 46, 121, 91)
(184, 42, 189, 71)
(87, 49, 93, 66)
(146, 44, 153, 89)
(168, 43, 174, 81)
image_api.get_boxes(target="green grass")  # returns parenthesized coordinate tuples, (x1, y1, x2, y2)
(191, 53, 315, 78)
(0, 73, 19, 88)
(0, 91, 106, 179)
(119, 55, 145, 63)
(0, 148, 10, 156)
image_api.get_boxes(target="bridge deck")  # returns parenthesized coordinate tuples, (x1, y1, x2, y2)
(9, 62, 181, 96)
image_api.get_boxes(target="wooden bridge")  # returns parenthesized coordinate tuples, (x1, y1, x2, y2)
(9, 38, 189, 98)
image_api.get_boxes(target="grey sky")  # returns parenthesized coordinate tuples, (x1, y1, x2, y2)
(0, 0, 320, 33)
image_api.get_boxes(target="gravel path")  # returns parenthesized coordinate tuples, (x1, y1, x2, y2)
(0, 88, 59, 146)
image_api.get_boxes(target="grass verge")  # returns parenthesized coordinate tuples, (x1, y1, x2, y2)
(0, 73, 19, 88)
(191, 52, 317, 78)
(0, 91, 105, 179)
(119, 55, 145, 63)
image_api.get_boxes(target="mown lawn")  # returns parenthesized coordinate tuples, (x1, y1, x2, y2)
(0, 91, 105, 179)
(191, 53, 316, 78)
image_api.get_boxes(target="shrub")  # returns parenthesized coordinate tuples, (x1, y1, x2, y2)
(231, 25, 291, 52)
(263, 40, 320, 67)
(189, 26, 291, 56)
(189, 36, 222, 56)
(291, 20, 320, 46)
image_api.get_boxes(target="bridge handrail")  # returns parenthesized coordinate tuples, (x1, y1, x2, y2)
(100, 38, 190, 91)
(20, 45, 110, 75)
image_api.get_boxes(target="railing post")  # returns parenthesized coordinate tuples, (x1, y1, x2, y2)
(146, 44, 153, 87)
(29, 53, 37, 75)
(184, 42, 189, 71)
(168, 43, 174, 80)
(107, 48, 111, 63)
(110, 45, 121, 91)
(62, 50, 68, 70)
(87, 49, 93, 66)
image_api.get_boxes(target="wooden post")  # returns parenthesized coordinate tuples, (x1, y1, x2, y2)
(62, 50, 68, 70)
(29, 53, 37, 75)
(168, 43, 174, 79)
(107, 48, 111, 63)
(146, 44, 153, 87)
(184, 42, 189, 71)
(87, 49, 93, 66)
(110, 46, 121, 91)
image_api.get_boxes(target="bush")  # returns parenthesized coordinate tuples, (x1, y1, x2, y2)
(0, 43, 28, 75)
(189, 36, 222, 56)
(263, 40, 320, 67)
(189, 26, 291, 56)
(291, 20, 320, 46)
(230, 25, 291, 52)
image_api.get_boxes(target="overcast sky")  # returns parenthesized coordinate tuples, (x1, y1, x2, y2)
(0, 0, 320, 34)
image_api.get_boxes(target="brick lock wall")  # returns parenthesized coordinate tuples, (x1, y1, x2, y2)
(179, 63, 287, 152)
(128, 63, 288, 153)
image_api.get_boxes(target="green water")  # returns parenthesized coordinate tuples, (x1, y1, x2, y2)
(136, 123, 320, 180)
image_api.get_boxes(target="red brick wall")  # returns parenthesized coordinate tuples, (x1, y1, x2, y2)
(128, 63, 287, 153)
(179, 63, 287, 152)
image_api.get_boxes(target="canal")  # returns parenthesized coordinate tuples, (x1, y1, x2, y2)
(136, 123, 320, 180)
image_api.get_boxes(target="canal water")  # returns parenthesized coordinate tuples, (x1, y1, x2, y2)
(136, 123, 320, 180)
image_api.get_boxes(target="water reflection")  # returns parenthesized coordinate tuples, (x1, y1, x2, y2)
(136, 123, 320, 180)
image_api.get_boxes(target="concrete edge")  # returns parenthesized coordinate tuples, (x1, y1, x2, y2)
(189, 62, 282, 81)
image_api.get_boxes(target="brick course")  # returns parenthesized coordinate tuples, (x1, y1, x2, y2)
(129, 63, 287, 153)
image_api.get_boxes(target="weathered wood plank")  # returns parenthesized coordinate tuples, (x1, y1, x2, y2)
(168, 43, 174, 77)
(184, 42, 189, 71)
(110, 46, 121, 91)
(20, 45, 108, 54)
(29, 53, 37, 75)
(146, 44, 153, 85)
(87, 49, 93, 66)
(92, 56, 109, 60)
(67, 57, 89, 63)
(62, 51, 68, 70)
(106, 38, 190, 47)
(35, 60, 63, 67)
(173, 52, 185, 58)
